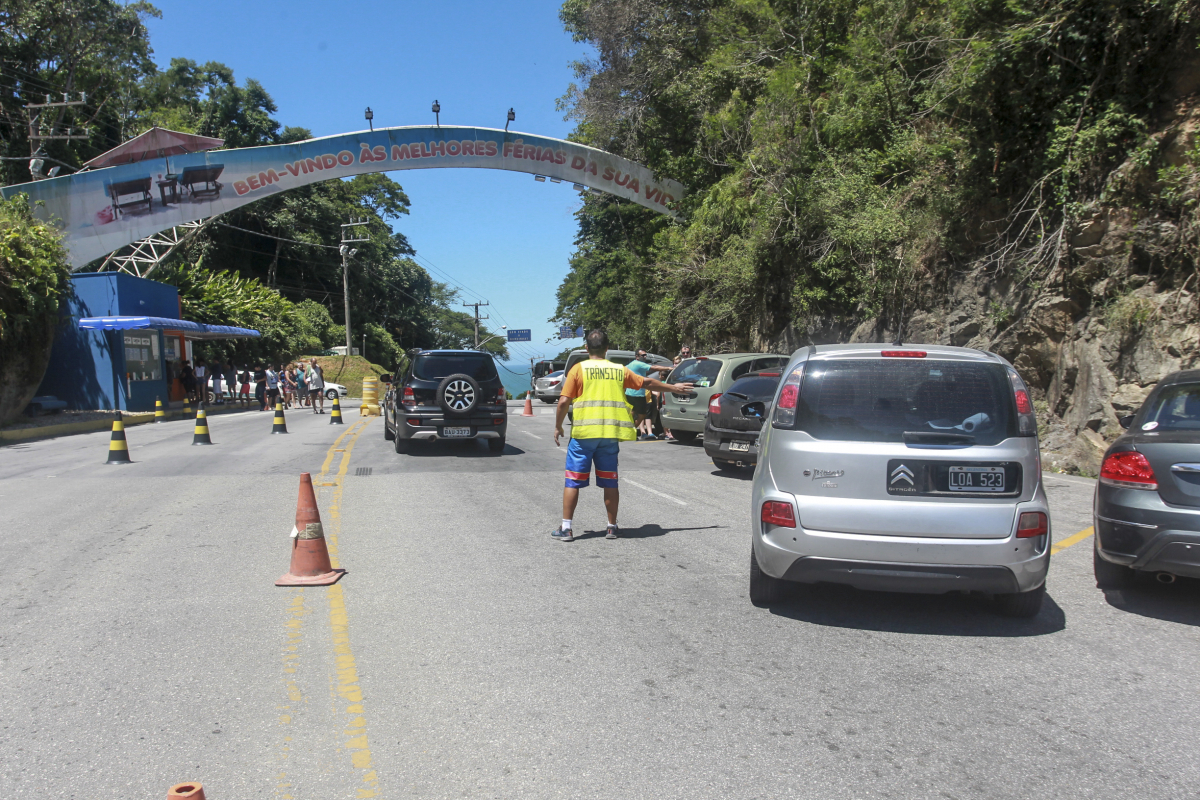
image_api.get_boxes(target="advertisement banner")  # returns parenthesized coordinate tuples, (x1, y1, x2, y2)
(1, 126, 687, 269)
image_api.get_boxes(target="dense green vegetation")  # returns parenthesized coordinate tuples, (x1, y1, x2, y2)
(553, 0, 1200, 352)
(0, 193, 69, 423)
(0, 0, 506, 371)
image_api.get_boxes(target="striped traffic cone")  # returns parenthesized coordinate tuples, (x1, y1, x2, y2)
(154, 397, 167, 423)
(192, 405, 213, 445)
(271, 401, 289, 434)
(105, 413, 133, 464)
(329, 395, 344, 424)
(183, 399, 193, 418)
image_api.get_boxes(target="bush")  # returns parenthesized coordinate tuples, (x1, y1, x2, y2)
(0, 195, 70, 425)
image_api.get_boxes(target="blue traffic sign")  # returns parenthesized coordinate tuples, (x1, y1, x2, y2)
(507, 329, 531, 342)
(558, 326, 574, 339)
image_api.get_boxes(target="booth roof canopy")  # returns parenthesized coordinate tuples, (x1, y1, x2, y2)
(78, 316, 260, 340)
(81, 126, 224, 170)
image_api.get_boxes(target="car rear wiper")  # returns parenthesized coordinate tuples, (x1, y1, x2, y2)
(903, 431, 976, 446)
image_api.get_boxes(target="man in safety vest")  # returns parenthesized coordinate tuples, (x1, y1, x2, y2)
(551, 329, 694, 542)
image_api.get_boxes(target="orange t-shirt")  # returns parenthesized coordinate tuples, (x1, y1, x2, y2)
(559, 361, 645, 400)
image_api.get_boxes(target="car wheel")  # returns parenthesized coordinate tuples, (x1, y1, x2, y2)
(326, 389, 338, 400)
(436, 373, 481, 415)
(749, 546, 789, 607)
(394, 433, 410, 454)
(541, 398, 556, 404)
(993, 582, 1046, 618)
(488, 436, 505, 453)
(713, 458, 740, 471)
(1094, 544, 1137, 590)
(673, 430, 698, 443)
(384, 417, 395, 441)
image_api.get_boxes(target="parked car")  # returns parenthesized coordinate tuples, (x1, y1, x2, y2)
(750, 343, 1050, 617)
(704, 371, 783, 470)
(662, 354, 789, 443)
(323, 381, 348, 400)
(382, 349, 508, 453)
(534, 370, 565, 403)
(560, 349, 673, 422)
(1093, 369, 1200, 589)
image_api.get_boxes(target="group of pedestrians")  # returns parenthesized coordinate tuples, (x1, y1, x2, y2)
(174, 356, 327, 413)
(624, 344, 693, 441)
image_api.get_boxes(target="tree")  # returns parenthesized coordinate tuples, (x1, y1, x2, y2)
(0, 193, 70, 424)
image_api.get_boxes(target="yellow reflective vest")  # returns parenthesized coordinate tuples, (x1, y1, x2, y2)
(571, 359, 637, 441)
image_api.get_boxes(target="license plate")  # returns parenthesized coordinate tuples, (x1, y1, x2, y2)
(442, 427, 471, 438)
(949, 466, 1005, 492)
(729, 441, 750, 452)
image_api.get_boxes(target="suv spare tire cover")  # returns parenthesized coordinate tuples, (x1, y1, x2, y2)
(437, 373, 481, 414)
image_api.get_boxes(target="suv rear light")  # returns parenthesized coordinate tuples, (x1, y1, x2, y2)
(881, 350, 926, 358)
(772, 363, 804, 427)
(1100, 451, 1158, 490)
(1016, 511, 1048, 538)
(761, 501, 796, 528)
(402, 387, 416, 406)
(497, 387, 507, 404)
(1006, 368, 1036, 436)
(708, 392, 723, 414)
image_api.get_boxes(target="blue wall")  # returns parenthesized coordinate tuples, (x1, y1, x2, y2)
(37, 273, 180, 412)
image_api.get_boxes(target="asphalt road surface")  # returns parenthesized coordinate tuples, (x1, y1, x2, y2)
(2, 401, 1198, 799)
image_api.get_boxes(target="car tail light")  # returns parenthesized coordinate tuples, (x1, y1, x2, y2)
(402, 387, 416, 406)
(1016, 511, 1048, 538)
(708, 392, 723, 414)
(1006, 368, 1036, 436)
(549, 378, 561, 385)
(405, 417, 421, 426)
(497, 387, 506, 404)
(881, 350, 926, 358)
(494, 418, 504, 425)
(1100, 451, 1157, 490)
(772, 363, 804, 428)
(758, 372, 780, 377)
(761, 501, 796, 528)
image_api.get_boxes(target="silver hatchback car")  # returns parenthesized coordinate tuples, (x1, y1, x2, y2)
(750, 343, 1050, 617)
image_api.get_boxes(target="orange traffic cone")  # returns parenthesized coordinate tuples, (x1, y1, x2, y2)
(522, 393, 534, 417)
(275, 473, 346, 586)
(167, 782, 206, 800)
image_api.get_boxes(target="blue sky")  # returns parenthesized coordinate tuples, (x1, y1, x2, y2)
(145, 0, 590, 369)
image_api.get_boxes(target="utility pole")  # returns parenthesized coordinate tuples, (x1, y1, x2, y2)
(24, 94, 89, 180)
(339, 218, 370, 353)
(463, 301, 490, 348)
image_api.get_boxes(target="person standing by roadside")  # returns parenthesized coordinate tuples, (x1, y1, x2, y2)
(281, 365, 296, 408)
(254, 364, 267, 411)
(193, 358, 207, 405)
(210, 359, 224, 405)
(551, 330, 693, 541)
(266, 365, 280, 409)
(238, 365, 251, 408)
(180, 360, 197, 404)
(225, 362, 237, 404)
(627, 348, 672, 441)
(307, 359, 326, 413)
(295, 363, 309, 407)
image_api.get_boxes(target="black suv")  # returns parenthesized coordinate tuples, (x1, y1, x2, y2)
(383, 350, 508, 453)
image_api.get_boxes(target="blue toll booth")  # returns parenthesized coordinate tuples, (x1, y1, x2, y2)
(36, 272, 259, 412)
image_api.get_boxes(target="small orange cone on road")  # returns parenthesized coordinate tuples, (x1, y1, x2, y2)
(192, 405, 213, 445)
(105, 413, 133, 464)
(271, 401, 288, 434)
(154, 397, 167, 423)
(275, 472, 346, 587)
(522, 393, 534, 417)
(167, 782, 206, 800)
(329, 395, 344, 424)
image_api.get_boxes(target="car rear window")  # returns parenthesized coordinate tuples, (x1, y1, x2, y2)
(413, 354, 497, 381)
(1142, 383, 1200, 430)
(725, 375, 781, 399)
(670, 358, 722, 388)
(794, 359, 1015, 445)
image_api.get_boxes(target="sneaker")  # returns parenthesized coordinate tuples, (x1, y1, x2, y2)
(606, 525, 619, 539)
(551, 526, 575, 542)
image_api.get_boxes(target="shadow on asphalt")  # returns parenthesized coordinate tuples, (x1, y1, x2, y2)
(404, 440, 527, 458)
(1102, 577, 1200, 626)
(570, 524, 724, 540)
(709, 466, 755, 481)
(765, 584, 1067, 636)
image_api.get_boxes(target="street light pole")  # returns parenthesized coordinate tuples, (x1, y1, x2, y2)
(340, 218, 370, 354)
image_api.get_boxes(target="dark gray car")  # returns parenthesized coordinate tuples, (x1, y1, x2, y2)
(1094, 369, 1200, 588)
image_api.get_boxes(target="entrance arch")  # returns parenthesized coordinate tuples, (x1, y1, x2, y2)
(1, 126, 686, 269)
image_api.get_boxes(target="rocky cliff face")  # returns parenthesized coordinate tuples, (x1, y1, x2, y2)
(765, 101, 1200, 475)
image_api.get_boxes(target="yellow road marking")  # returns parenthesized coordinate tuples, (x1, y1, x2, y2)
(1052, 526, 1094, 555)
(318, 417, 380, 798)
(273, 590, 308, 800)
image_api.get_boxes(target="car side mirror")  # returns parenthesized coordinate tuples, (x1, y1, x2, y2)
(380, 374, 392, 384)
(1119, 414, 1134, 430)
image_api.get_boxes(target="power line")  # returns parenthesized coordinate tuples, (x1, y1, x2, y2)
(215, 221, 340, 249)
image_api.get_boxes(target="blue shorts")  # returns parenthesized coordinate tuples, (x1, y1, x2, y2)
(565, 437, 620, 489)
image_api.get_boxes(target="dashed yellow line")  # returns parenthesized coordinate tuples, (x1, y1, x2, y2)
(1052, 526, 1094, 555)
(273, 591, 308, 800)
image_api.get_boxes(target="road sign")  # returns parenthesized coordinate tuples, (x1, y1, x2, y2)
(558, 326, 574, 339)
(507, 329, 531, 342)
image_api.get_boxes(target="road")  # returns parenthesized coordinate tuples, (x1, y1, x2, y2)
(2, 402, 1198, 799)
